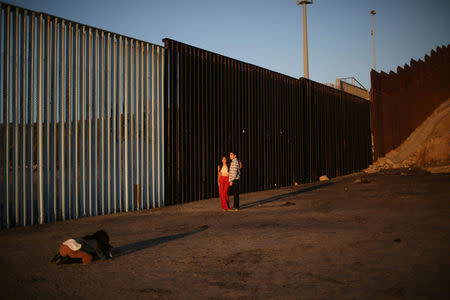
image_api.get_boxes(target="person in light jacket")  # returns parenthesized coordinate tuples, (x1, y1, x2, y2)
(228, 151, 241, 210)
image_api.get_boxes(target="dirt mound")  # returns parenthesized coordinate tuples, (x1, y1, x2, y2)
(366, 99, 450, 174)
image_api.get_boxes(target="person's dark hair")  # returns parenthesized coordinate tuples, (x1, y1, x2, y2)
(83, 230, 112, 255)
(218, 156, 230, 170)
(230, 151, 237, 157)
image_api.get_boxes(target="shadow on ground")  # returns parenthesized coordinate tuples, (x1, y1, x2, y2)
(113, 225, 209, 258)
(239, 182, 334, 210)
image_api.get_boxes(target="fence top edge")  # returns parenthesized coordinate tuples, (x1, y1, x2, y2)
(370, 43, 449, 79)
(163, 38, 301, 81)
(164, 38, 369, 104)
(0, 1, 164, 49)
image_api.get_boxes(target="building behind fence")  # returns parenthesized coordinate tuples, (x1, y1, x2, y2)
(164, 39, 372, 205)
(335, 78, 370, 100)
(370, 45, 450, 160)
(0, 3, 165, 229)
(1, 2, 372, 229)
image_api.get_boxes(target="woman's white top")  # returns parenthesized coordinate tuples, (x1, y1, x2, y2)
(63, 238, 82, 251)
(220, 165, 229, 175)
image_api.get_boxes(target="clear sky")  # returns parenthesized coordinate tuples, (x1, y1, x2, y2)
(5, 0, 450, 89)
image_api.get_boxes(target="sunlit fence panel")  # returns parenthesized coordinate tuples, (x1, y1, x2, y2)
(0, 3, 165, 229)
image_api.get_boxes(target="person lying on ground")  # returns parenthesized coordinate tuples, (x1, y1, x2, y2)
(51, 230, 113, 265)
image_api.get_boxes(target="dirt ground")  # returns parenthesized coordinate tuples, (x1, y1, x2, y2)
(1, 170, 449, 300)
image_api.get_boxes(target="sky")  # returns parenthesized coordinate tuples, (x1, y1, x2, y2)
(5, 0, 450, 89)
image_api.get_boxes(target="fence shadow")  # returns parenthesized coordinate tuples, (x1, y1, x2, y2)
(239, 182, 335, 210)
(112, 225, 209, 258)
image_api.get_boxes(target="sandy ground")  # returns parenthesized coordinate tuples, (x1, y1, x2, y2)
(1, 170, 449, 300)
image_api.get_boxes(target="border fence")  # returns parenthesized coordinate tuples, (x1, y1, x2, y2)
(370, 45, 450, 160)
(1, 3, 372, 229)
(163, 39, 372, 205)
(0, 3, 165, 229)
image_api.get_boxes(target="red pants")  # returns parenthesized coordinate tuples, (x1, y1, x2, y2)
(59, 244, 93, 264)
(219, 176, 230, 210)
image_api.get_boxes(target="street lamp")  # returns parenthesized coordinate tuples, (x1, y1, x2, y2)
(295, 0, 313, 79)
(370, 10, 376, 71)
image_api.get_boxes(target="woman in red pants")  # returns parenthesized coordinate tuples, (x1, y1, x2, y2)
(218, 156, 230, 210)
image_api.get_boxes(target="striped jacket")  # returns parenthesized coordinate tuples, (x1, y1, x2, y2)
(229, 158, 241, 182)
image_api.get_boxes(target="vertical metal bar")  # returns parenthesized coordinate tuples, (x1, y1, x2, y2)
(289, 79, 293, 183)
(117, 36, 122, 212)
(0, 3, 3, 229)
(175, 44, 179, 203)
(87, 27, 92, 216)
(106, 33, 111, 214)
(156, 46, 161, 207)
(280, 75, 284, 186)
(207, 52, 213, 201)
(174, 43, 179, 203)
(100, 31, 104, 215)
(66, 23, 74, 219)
(255, 66, 259, 189)
(13, 7, 19, 226)
(129, 39, 134, 211)
(134, 41, 139, 210)
(173, 44, 178, 204)
(295, 78, 300, 183)
(169, 43, 173, 204)
(127, 39, 135, 210)
(160, 47, 165, 206)
(140, 42, 144, 210)
(275, 73, 279, 187)
(93, 29, 98, 215)
(59, 19, 65, 221)
(192, 47, 197, 200)
(247, 63, 252, 191)
(198, 49, 204, 199)
(262, 69, 267, 189)
(151, 44, 155, 208)
(188, 47, 194, 201)
(191, 48, 197, 201)
(3, 6, 11, 228)
(145, 43, 150, 209)
(179, 45, 183, 204)
(268, 71, 273, 187)
(66, 22, 72, 219)
(112, 34, 117, 213)
(44, 15, 50, 222)
(80, 26, 86, 217)
(73, 23, 78, 218)
(166, 42, 171, 204)
(183, 47, 188, 204)
(123, 37, 128, 212)
(165, 43, 170, 203)
(186, 47, 192, 203)
(37, 13, 44, 224)
(21, 9, 28, 226)
(52, 17, 57, 221)
(27, 12, 35, 225)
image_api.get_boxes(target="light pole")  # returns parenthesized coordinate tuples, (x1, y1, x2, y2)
(370, 10, 376, 71)
(295, 0, 313, 79)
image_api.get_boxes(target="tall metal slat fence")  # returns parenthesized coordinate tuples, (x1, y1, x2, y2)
(1, 2, 372, 229)
(0, 3, 165, 229)
(370, 45, 450, 159)
(163, 39, 372, 205)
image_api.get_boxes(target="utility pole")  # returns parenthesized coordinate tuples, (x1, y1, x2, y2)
(295, 1, 313, 79)
(371, 10, 377, 71)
